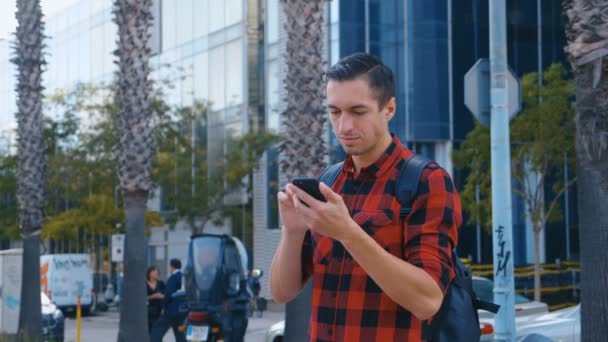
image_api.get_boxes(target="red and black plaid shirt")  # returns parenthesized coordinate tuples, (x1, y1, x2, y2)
(301, 135, 462, 341)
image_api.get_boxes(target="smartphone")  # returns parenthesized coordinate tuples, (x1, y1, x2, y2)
(292, 178, 326, 203)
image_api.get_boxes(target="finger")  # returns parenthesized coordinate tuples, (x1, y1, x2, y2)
(277, 191, 290, 203)
(287, 184, 322, 209)
(319, 182, 340, 202)
(319, 182, 337, 202)
(292, 193, 315, 218)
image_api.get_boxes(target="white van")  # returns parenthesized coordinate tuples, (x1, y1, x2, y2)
(40, 254, 93, 312)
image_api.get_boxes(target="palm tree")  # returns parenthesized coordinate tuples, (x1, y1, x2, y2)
(113, 0, 155, 340)
(279, 0, 328, 340)
(12, 0, 46, 339)
(564, 0, 608, 340)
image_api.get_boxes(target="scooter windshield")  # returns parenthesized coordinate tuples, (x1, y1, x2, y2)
(192, 237, 222, 291)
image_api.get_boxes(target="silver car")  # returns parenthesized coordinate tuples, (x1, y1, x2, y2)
(516, 304, 580, 342)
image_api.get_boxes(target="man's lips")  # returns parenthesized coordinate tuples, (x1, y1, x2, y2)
(339, 136, 359, 142)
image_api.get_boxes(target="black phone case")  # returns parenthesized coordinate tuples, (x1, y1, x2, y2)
(292, 178, 326, 202)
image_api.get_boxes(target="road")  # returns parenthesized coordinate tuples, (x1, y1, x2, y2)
(64, 309, 284, 342)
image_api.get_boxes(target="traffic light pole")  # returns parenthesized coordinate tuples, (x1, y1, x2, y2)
(489, 1, 516, 341)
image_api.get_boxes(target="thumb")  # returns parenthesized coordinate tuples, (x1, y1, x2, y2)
(319, 182, 340, 202)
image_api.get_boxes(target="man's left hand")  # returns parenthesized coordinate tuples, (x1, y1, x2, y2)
(286, 182, 358, 243)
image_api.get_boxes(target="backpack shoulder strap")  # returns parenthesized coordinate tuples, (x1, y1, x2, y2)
(317, 161, 344, 186)
(396, 154, 432, 217)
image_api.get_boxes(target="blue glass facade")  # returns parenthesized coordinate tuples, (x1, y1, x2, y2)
(332, 0, 574, 264)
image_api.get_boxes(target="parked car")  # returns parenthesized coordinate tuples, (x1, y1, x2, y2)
(473, 276, 548, 320)
(475, 276, 550, 341)
(266, 320, 284, 342)
(517, 304, 580, 342)
(266, 276, 549, 342)
(42, 291, 65, 342)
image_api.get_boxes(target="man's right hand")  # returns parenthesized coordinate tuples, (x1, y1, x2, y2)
(277, 186, 308, 235)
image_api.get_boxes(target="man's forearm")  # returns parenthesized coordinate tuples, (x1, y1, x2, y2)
(341, 220, 444, 320)
(269, 229, 308, 303)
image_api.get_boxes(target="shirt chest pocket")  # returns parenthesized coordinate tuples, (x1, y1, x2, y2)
(352, 210, 403, 257)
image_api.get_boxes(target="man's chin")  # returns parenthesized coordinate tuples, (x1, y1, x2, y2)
(341, 146, 363, 156)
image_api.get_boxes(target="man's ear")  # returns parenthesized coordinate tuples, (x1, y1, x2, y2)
(384, 97, 396, 121)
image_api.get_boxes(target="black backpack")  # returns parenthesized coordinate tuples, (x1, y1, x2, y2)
(318, 154, 500, 342)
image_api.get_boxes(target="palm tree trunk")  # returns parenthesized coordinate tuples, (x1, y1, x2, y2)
(19, 234, 42, 339)
(13, 0, 46, 339)
(279, 0, 328, 341)
(113, 0, 154, 340)
(533, 227, 542, 302)
(117, 190, 149, 341)
(564, 1, 608, 339)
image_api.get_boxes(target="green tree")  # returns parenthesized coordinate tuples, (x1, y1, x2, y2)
(454, 63, 576, 302)
(13, 0, 46, 338)
(564, 0, 608, 339)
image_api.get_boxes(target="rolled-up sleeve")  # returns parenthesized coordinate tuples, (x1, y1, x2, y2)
(403, 166, 462, 294)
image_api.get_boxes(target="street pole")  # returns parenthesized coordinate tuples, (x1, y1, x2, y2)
(489, 1, 516, 341)
(476, 183, 482, 263)
(564, 151, 571, 260)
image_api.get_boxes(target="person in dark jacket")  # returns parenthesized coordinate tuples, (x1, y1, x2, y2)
(146, 265, 165, 332)
(150, 259, 186, 342)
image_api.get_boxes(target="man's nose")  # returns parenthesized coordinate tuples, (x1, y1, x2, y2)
(338, 113, 354, 134)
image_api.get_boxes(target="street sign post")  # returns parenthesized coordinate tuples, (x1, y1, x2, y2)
(489, 0, 517, 341)
(465, 58, 521, 126)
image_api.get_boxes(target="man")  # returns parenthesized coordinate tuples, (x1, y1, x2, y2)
(151, 258, 187, 342)
(269, 53, 462, 341)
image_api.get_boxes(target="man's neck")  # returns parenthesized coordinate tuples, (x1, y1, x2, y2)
(351, 133, 393, 172)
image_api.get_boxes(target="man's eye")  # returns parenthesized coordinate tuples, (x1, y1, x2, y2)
(330, 111, 340, 115)
(353, 111, 367, 115)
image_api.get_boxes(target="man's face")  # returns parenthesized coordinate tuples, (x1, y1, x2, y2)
(327, 77, 395, 158)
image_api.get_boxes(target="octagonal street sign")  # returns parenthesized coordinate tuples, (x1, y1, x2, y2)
(464, 58, 521, 126)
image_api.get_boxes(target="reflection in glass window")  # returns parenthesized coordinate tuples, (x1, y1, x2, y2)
(176, 0, 194, 47)
(193, 0, 209, 38)
(193, 52, 209, 104)
(209, 0, 225, 33)
(225, 0, 242, 27)
(162, 0, 177, 50)
(265, 60, 279, 132)
(266, 0, 279, 44)
(225, 40, 243, 107)
(208, 46, 226, 111)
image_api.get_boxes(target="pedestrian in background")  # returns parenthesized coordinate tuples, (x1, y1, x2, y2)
(150, 258, 187, 342)
(146, 265, 165, 332)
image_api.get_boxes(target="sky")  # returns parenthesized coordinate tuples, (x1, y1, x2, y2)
(0, 0, 80, 40)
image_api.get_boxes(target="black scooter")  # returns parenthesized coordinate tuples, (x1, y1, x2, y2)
(181, 234, 251, 342)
